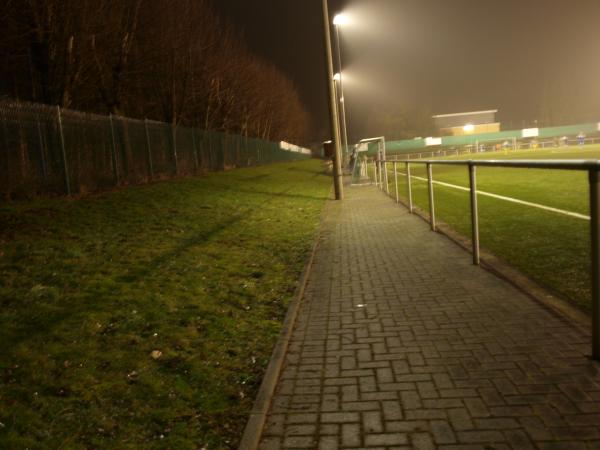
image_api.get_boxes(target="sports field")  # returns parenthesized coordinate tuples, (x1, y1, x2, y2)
(387, 145, 600, 310)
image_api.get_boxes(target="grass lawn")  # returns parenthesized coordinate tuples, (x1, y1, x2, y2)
(0, 159, 331, 449)
(386, 145, 599, 310)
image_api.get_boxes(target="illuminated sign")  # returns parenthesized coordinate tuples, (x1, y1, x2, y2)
(522, 128, 539, 138)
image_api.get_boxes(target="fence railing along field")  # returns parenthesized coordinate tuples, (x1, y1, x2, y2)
(368, 157, 600, 361)
(378, 138, 600, 162)
(0, 101, 310, 198)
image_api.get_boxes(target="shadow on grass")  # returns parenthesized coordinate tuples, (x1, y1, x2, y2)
(0, 209, 251, 352)
(0, 173, 329, 349)
(232, 188, 330, 201)
(285, 166, 330, 176)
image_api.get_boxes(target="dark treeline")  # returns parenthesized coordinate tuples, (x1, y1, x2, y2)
(0, 0, 311, 144)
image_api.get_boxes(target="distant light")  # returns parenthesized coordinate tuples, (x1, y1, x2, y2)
(333, 13, 350, 26)
(333, 73, 341, 82)
(463, 124, 475, 133)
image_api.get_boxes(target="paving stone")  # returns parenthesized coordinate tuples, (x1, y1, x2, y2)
(256, 186, 600, 450)
(382, 400, 404, 420)
(430, 420, 457, 444)
(411, 432, 436, 450)
(341, 401, 379, 412)
(456, 430, 506, 444)
(362, 411, 384, 433)
(364, 433, 408, 446)
(341, 423, 361, 447)
(284, 424, 317, 436)
(503, 429, 535, 449)
(318, 435, 338, 450)
(287, 413, 318, 424)
(260, 437, 282, 450)
(321, 412, 359, 424)
(282, 435, 316, 448)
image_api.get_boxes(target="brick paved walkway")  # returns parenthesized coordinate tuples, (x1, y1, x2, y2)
(257, 185, 600, 450)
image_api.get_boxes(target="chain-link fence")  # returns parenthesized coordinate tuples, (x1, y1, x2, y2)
(0, 101, 311, 198)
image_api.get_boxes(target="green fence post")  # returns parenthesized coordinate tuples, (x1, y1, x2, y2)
(171, 123, 178, 175)
(36, 115, 48, 180)
(144, 119, 154, 180)
(56, 106, 71, 196)
(109, 113, 120, 185)
(191, 126, 199, 172)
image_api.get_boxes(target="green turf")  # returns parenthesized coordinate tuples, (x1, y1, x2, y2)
(386, 145, 597, 309)
(0, 159, 331, 449)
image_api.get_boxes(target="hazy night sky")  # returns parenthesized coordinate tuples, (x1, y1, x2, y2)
(213, 0, 600, 141)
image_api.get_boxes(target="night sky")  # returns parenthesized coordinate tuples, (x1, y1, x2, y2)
(213, 0, 600, 142)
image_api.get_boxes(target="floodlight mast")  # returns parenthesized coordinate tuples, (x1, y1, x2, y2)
(322, 0, 344, 200)
(333, 16, 350, 167)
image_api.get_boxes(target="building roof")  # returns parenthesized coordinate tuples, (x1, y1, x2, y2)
(432, 109, 498, 119)
(433, 110, 498, 129)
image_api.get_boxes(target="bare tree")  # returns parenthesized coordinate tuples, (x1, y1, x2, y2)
(8, 0, 96, 107)
(89, 0, 143, 114)
(0, 0, 314, 144)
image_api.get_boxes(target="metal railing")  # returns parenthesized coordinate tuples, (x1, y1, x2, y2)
(371, 157, 600, 361)
(385, 139, 600, 162)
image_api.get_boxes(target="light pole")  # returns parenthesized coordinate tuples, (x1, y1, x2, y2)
(322, 0, 344, 200)
(333, 14, 350, 168)
(333, 72, 349, 170)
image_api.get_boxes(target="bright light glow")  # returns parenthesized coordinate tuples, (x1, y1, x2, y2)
(463, 124, 475, 133)
(333, 73, 341, 82)
(333, 13, 350, 26)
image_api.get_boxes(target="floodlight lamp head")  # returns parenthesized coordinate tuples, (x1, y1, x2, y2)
(333, 13, 349, 26)
(333, 73, 341, 82)
(463, 124, 475, 133)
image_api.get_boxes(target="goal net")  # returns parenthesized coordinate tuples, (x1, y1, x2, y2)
(475, 137, 517, 154)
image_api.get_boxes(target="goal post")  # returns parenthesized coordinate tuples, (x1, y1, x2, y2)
(475, 137, 517, 154)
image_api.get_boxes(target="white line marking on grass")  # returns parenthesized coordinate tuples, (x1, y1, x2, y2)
(396, 172, 590, 221)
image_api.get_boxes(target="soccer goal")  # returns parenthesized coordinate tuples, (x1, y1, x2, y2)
(475, 137, 517, 154)
(354, 136, 387, 188)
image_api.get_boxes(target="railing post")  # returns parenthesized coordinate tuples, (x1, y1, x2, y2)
(144, 119, 154, 179)
(406, 162, 413, 213)
(56, 106, 71, 196)
(384, 161, 389, 194)
(372, 159, 376, 185)
(469, 163, 480, 265)
(427, 163, 436, 231)
(393, 161, 399, 203)
(109, 113, 119, 185)
(589, 169, 600, 360)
